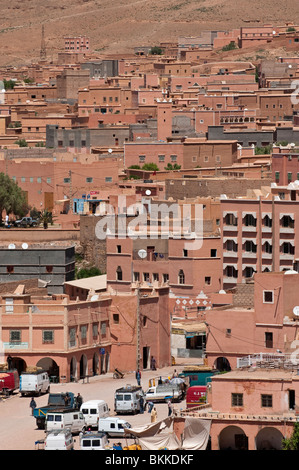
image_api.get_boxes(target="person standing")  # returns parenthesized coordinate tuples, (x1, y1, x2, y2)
(151, 406, 157, 423)
(148, 401, 154, 413)
(30, 397, 37, 415)
(76, 393, 83, 409)
(139, 394, 144, 414)
(136, 369, 141, 386)
(167, 399, 173, 417)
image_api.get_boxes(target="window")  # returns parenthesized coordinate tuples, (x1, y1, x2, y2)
(143, 272, 150, 282)
(244, 240, 257, 253)
(210, 249, 217, 258)
(105, 177, 112, 183)
(81, 325, 87, 340)
(134, 272, 140, 282)
(139, 155, 146, 162)
(47, 178, 51, 184)
(46, 266, 53, 273)
(205, 276, 211, 285)
(6, 266, 14, 273)
(153, 273, 159, 282)
(5, 298, 14, 313)
(69, 327, 76, 347)
(170, 155, 177, 162)
(265, 332, 273, 348)
(116, 266, 123, 281)
(261, 394, 272, 407)
(183, 249, 188, 257)
(117, 245, 122, 253)
(64, 177, 70, 183)
(101, 322, 106, 336)
(244, 214, 256, 227)
(158, 155, 165, 162)
(178, 269, 185, 284)
(225, 213, 238, 226)
(21, 177, 26, 182)
(113, 314, 119, 324)
(37, 177, 42, 183)
(92, 323, 98, 338)
(263, 290, 273, 303)
(10, 330, 21, 344)
(163, 273, 169, 283)
(232, 393, 243, 407)
(43, 330, 54, 344)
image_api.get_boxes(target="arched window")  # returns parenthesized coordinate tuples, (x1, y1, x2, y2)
(116, 266, 123, 281)
(178, 269, 185, 284)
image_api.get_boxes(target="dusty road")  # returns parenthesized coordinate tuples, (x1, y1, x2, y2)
(0, 360, 194, 450)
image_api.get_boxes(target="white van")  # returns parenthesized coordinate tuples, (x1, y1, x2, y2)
(44, 429, 74, 450)
(80, 432, 110, 450)
(80, 400, 109, 428)
(20, 370, 50, 396)
(98, 417, 131, 437)
(114, 385, 144, 414)
(45, 409, 86, 434)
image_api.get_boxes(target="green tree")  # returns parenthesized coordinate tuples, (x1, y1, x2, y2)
(149, 46, 163, 55)
(282, 422, 299, 450)
(14, 139, 28, 147)
(142, 163, 159, 172)
(0, 173, 29, 220)
(76, 266, 102, 279)
(164, 163, 181, 170)
(38, 209, 56, 229)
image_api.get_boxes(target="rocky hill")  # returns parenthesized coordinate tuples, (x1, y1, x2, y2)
(1, 0, 299, 66)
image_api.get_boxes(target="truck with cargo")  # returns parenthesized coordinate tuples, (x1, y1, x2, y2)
(33, 392, 76, 429)
(186, 386, 207, 408)
(145, 382, 184, 403)
(0, 369, 19, 395)
(20, 370, 50, 396)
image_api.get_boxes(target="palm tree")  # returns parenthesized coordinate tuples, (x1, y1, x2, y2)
(38, 209, 55, 229)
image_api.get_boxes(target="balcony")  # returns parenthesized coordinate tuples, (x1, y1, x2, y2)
(132, 250, 168, 261)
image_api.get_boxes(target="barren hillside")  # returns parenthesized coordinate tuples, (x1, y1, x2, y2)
(0, 0, 299, 66)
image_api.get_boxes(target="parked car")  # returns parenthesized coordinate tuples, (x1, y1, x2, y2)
(98, 417, 131, 437)
(14, 217, 38, 227)
(80, 400, 110, 428)
(80, 432, 110, 450)
(44, 429, 75, 450)
(20, 370, 50, 396)
(114, 385, 144, 415)
(45, 409, 86, 434)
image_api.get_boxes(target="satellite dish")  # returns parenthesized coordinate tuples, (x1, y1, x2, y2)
(138, 249, 147, 259)
(108, 148, 113, 153)
(8, 244, 15, 250)
(90, 295, 99, 302)
(145, 189, 151, 196)
(22, 243, 28, 250)
(293, 306, 299, 316)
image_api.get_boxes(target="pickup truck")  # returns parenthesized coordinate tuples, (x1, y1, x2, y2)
(14, 217, 39, 227)
(144, 384, 184, 403)
(33, 392, 76, 429)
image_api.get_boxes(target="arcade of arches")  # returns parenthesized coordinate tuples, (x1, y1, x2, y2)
(7, 349, 110, 383)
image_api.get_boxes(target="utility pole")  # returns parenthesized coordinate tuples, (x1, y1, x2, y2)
(69, 170, 72, 213)
(136, 285, 141, 371)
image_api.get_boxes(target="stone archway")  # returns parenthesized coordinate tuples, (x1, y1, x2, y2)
(80, 354, 88, 379)
(219, 425, 248, 450)
(214, 356, 231, 372)
(255, 427, 284, 450)
(70, 357, 77, 382)
(36, 358, 59, 381)
(8, 357, 26, 376)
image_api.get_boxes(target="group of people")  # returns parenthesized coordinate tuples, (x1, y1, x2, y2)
(29, 392, 83, 415)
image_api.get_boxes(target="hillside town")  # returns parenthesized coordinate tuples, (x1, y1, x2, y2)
(2, 20, 299, 451)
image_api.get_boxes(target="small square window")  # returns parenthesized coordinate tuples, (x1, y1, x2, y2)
(263, 291, 273, 303)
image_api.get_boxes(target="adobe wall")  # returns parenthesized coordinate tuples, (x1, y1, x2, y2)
(165, 178, 272, 200)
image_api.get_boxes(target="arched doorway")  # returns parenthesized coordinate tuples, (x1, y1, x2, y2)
(70, 357, 77, 382)
(80, 354, 88, 379)
(255, 427, 284, 450)
(214, 356, 231, 372)
(219, 425, 248, 450)
(92, 353, 99, 376)
(36, 358, 59, 382)
(8, 357, 26, 376)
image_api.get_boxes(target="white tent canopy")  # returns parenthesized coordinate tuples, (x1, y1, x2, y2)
(124, 417, 211, 450)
